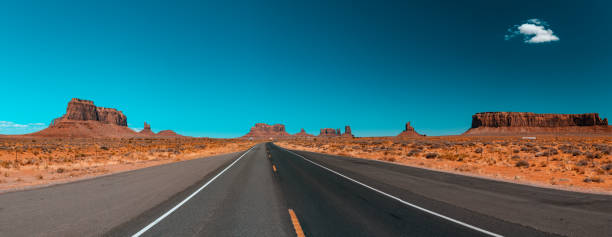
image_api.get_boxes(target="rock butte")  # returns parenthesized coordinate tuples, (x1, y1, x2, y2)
(464, 112, 612, 136)
(397, 122, 424, 137)
(319, 126, 353, 138)
(27, 98, 183, 138)
(139, 122, 155, 136)
(242, 123, 291, 139)
(293, 128, 314, 137)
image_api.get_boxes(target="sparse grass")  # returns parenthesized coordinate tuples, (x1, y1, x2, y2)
(0, 137, 256, 190)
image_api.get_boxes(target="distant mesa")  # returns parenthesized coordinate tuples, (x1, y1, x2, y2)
(463, 112, 612, 136)
(156, 130, 183, 138)
(27, 98, 184, 138)
(397, 122, 424, 137)
(138, 122, 183, 138)
(242, 123, 290, 139)
(319, 128, 341, 137)
(319, 126, 354, 138)
(30, 98, 137, 138)
(293, 128, 314, 137)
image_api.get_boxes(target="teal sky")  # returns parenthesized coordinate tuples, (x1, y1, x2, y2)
(0, 0, 610, 137)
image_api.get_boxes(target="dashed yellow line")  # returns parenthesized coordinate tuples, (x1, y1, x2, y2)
(288, 209, 305, 237)
(272, 164, 277, 172)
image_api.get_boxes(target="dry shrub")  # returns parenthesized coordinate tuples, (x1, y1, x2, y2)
(515, 160, 529, 168)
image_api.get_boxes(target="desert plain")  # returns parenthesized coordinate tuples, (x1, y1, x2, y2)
(0, 137, 255, 192)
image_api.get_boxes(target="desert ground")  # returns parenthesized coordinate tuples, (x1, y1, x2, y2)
(0, 137, 255, 192)
(277, 136, 612, 194)
(2, 135, 610, 194)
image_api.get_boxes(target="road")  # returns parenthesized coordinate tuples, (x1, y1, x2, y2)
(0, 142, 610, 236)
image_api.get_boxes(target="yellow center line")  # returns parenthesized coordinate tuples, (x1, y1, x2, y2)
(288, 209, 305, 237)
(272, 164, 277, 172)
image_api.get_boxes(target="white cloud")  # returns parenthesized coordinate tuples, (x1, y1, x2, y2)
(505, 18, 559, 43)
(0, 121, 46, 134)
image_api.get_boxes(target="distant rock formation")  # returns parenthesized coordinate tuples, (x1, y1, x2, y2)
(26, 98, 185, 138)
(342, 125, 354, 138)
(156, 130, 183, 138)
(319, 128, 341, 137)
(293, 128, 314, 137)
(30, 98, 137, 138)
(397, 122, 424, 137)
(242, 123, 290, 139)
(464, 112, 612, 135)
(53, 98, 128, 126)
(319, 126, 354, 138)
(139, 122, 155, 136)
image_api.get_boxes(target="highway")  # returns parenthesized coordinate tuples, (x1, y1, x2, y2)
(0, 143, 610, 236)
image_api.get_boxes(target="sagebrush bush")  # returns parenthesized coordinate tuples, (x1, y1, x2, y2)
(515, 160, 529, 168)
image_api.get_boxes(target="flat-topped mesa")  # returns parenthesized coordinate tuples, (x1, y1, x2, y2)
(319, 128, 341, 137)
(464, 112, 611, 135)
(471, 112, 608, 128)
(54, 98, 128, 126)
(397, 121, 424, 137)
(242, 123, 291, 139)
(31, 98, 137, 138)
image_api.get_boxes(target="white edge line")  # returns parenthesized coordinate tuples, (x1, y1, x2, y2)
(132, 146, 256, 237)
(281, 147, 503, 237)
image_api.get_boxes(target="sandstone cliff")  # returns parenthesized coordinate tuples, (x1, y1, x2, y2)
(52, 98, 128, 126)
(31, 98, 137, 138)
(397, 122, 424, 137)
(319, 128, 341, 137)
(464, 112, 611, 136)
(242, 123, 290, 139)
(319, 126, 354, 138)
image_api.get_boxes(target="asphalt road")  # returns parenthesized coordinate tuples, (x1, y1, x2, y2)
(1, 142, 610, 236)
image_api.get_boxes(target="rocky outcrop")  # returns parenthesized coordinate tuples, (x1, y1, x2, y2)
(23, 98, 187, 138)
(53, 98, 128, 126)
(342, 126, 354, 138)
(139, 122, 155, 136)
(464, 112, 611, 135)
(397, 122, 424, 137)
(293, 128, 314, 137)
(30, 98, 137, 138)
(319, 128, 341, 137)
(319, 126, 354, 138)
(242, 123, 290, 139)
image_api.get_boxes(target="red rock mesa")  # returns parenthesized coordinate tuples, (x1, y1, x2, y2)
(27, 98, 184, 138)
(242, 123, 291, 139)
(29, 98, 137, 138)
(319, 126, 354, 138)
(463, 112, 611, 136)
